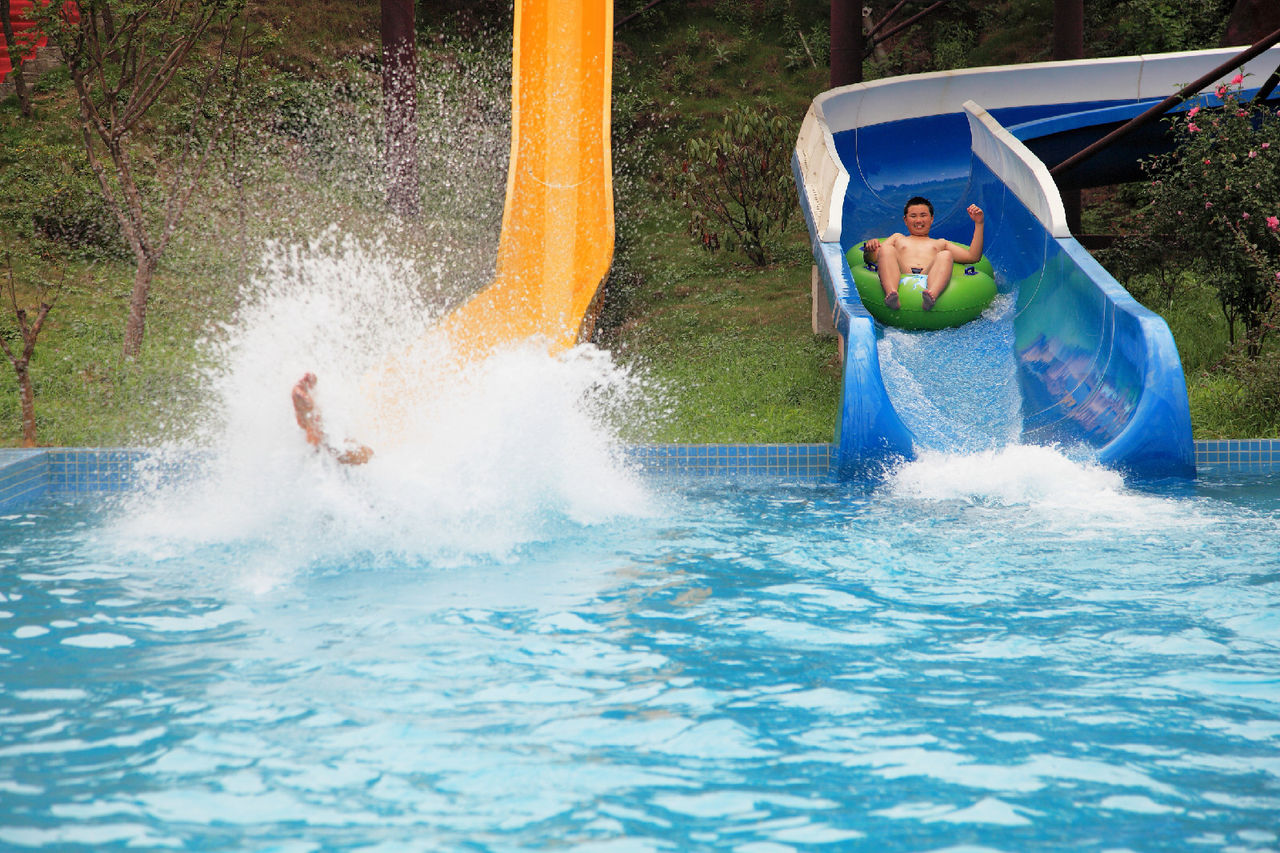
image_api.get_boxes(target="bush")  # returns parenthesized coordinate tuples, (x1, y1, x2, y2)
(676, 102, 798, 267)
(0, 133, 126, 257)
(1086, 0, 1231, 56)
(1116, 75, 1280, 354)
(1189, 365, 1280, 438)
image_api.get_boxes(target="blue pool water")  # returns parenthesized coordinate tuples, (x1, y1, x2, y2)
(2, 449, 1279, 852)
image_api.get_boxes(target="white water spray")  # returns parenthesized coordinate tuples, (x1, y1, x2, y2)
(877, 293, 1022, 452)
(118, 234, 656, 573)
(882, 444, 1211, 537)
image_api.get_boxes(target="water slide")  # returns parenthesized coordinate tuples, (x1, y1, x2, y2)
(367, 0, 613, 414)
(1, 0, 47, 84)
(795, 46, 1280, 479)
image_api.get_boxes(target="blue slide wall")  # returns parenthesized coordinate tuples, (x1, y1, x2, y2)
(793, 48, 1280, 479)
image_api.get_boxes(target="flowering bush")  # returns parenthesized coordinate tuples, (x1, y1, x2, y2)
(1119, 74, 1280, 356)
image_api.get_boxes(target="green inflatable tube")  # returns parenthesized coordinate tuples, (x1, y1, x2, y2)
(848, 240, 997, 331)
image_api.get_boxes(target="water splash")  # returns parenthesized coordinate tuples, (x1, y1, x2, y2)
(117, 234, 656, 578)
(881, 444, 1207, 536)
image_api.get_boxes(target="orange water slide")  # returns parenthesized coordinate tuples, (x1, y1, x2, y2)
(456, 0, 614, 353)
(364, 0, 613, 429)
(367, 0, 613, 419)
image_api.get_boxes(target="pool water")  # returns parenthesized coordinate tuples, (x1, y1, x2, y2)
(2, 448, 1279, 852)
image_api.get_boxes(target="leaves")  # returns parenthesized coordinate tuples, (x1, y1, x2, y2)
(675, 102, 798, 267)
(1119, 77, 1280, 355)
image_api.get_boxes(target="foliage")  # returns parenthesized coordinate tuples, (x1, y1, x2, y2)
(1113, 76, 1280, 356)
(781, 12, 827, 72)
(38, 0, 251, 358)
(931, 23, 977, 72)
(676, 102, 798, 267)
(0, 133, 127, 258)
(1188, 366, 1280, 439)
(1085, 0, 1232, 57)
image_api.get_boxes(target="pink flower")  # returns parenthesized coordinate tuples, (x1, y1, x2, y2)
(1264, 143, 1272, 150)
(1204, 158, 1212, 165)
(1188, 122, 1201, 132)
(1216, 84, 1229, 98)
(1250, 150, 1259, 158)
(1237, 109, 1248, 117)
(1269, 216, 1280, 231)
(1244, 212, 1251, 219)
(1231, 73, 1244, 85)
(1276, 271, 1280, 282)
(1205, 201, 1213, 209)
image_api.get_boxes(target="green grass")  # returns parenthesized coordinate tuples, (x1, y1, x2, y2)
(602, 224, 839, 443)
(1187, 374, 1280, 440)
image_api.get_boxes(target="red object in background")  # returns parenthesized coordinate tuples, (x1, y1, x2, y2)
(0, 0, 78, 86)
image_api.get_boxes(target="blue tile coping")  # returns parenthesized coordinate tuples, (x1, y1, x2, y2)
(1, 442, 1278, 511)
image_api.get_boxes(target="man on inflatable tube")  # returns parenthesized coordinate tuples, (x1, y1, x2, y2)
(863, 197, 984, 311)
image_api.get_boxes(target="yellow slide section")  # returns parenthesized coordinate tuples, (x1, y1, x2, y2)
(367, 0, 613, 422)
(439, 0, 614, 352)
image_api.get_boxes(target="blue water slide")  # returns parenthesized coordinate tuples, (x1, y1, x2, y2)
(793, 47, 1280, 478)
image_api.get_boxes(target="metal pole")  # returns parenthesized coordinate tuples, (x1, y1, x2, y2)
(1051, 26, 1280, 178)
(869, 1, 949, 48)
(1053, 0, 1084, 232)
(1256, 61, 1280, 101)
(866, 0, 908, 39)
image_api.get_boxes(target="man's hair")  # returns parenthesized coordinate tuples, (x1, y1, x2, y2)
(904, 196, 933, 216)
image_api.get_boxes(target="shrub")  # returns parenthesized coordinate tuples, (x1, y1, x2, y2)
(1117, 75, 1280, 355)
(0, 138, 126, 258)
(676, 102, 798, 267)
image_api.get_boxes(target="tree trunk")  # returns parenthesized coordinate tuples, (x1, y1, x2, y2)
(1222, 0, 1280, 47)
(381, 0, 418, 218)
(122, 254, 156, 359)
(829, 0, 863, 87)
(17, 363, 36, 446)
(0, 0, 33, 118)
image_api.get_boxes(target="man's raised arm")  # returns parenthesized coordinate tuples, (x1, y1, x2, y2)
(950, 204, 985, 263)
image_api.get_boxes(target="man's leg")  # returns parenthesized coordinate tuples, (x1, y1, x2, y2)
(877, 242, 903, 310)
(292, 372, 327, 448)
(291, 373, 374, 465)
(922, 249, 954, 311)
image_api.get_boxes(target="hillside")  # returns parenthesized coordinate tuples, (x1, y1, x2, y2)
(0, 0, 1266, 446)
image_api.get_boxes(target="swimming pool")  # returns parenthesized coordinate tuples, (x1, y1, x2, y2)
(3, 447, 1278, 852)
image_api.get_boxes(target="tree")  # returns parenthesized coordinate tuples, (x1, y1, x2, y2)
(0, 0, 34, 117)
(0, 252, 56, 447)
(45, 0, 246, 358)
(677, 103, 798, 267)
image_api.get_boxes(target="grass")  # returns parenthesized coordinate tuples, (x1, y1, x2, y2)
(601, 223, 839, 443)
